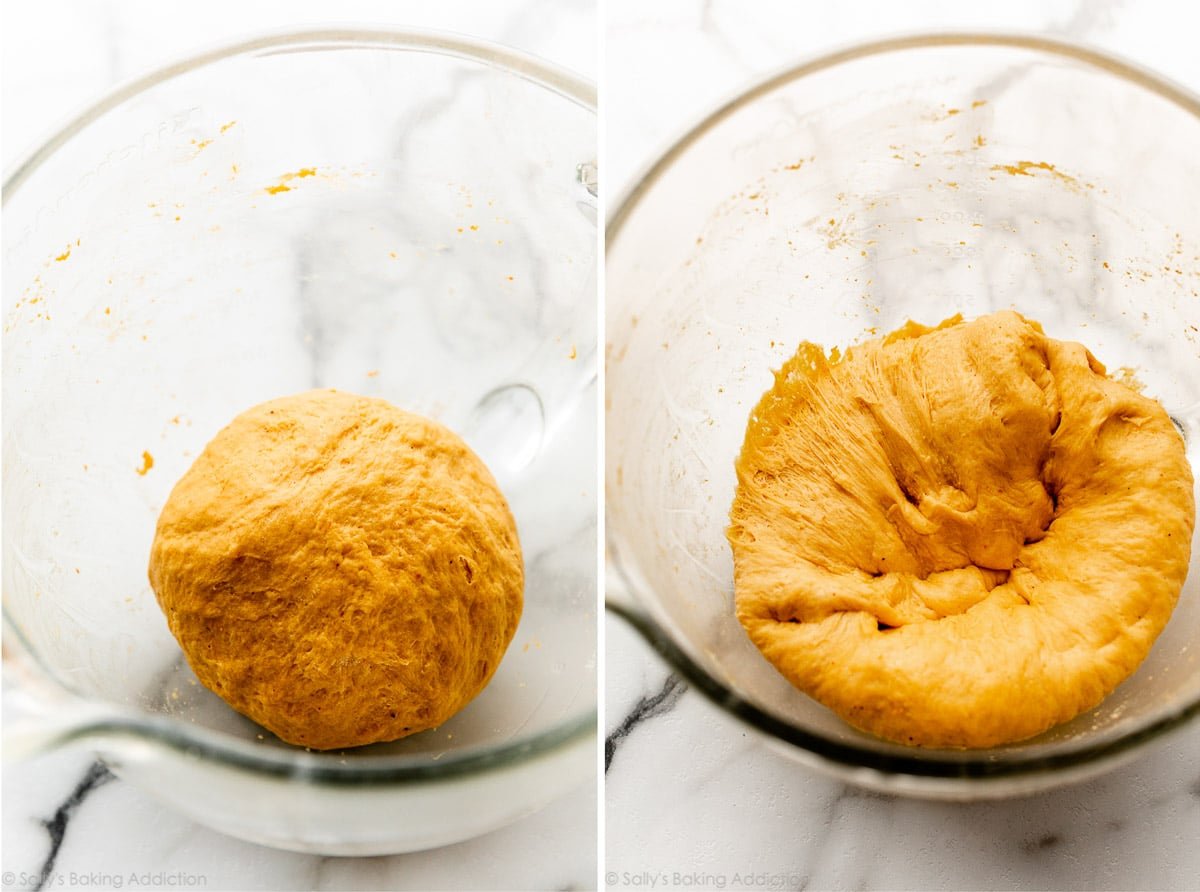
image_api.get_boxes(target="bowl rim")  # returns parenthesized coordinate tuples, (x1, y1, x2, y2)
(605, 31, 1200, 783)
(3, 26, 596, 784)
(3, 24, 596, 197)
(606, 30, 1200, 237)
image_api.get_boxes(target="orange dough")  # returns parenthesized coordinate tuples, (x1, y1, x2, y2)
(149, 389, 523, 750)
(728, 311, 1194, 747)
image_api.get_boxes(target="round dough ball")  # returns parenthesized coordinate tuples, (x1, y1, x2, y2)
(729, 311, 1194, 748)
(149, 389, 523, 750)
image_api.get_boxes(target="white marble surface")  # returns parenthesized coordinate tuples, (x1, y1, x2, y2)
(604, 1, 1200, 890)
(606, 622, 1200, 892)
(2, 2, 596, 890)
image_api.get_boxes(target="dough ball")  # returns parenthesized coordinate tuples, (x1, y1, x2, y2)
(729, 311, 1194, 748)
(149, 389, 523, 750)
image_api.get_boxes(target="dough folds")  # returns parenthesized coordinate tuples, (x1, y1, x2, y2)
(728, 311, 1194, 747)
(150, 389, 523, 750)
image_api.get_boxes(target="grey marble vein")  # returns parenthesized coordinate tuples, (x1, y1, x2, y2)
(605, 673, 687, 772)
(33, 761, 115, 892)
(699, 0, 752, 76)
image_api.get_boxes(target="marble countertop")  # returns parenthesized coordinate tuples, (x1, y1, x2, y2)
(1, 2, 595, 890)
(604, 1, 1200, 890)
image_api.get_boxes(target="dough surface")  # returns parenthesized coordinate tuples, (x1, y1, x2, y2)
(728, 311, 1194, 748)
(149, 389, 523, 750)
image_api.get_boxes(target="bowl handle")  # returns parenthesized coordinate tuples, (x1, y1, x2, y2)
(603, 554, 693, 679)
(1, 622, 122, 762)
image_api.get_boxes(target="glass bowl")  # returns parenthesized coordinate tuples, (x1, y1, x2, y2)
(3, 28, 597, 854)
(606, 33, 1200, 799)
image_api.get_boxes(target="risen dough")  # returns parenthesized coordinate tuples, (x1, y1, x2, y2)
(728, 311, 1194, 748)
(149, 389, 523, 750)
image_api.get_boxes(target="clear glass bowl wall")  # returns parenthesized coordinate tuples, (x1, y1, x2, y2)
(606, 36, 1200, 797)
(4, 31, 597, 853)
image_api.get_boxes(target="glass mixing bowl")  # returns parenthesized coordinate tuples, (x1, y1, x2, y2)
(3, 29, 597, 854)
(606, 34, 1200, 799)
